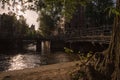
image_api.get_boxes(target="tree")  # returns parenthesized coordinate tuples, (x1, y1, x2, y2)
(85, 0, 114, 27)
(37, 0, 66, 37)
(18, 15, 29, 37)
(39, 12, 55, 37)
(95, 0, 120, 79)
(0, 13, 17, 38)
(37, 0, 92, 36)
(0, 13, 29, 38)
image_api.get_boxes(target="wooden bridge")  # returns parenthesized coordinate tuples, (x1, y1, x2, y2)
(65, 25, 112, 44)
(21, 31, 112, 45)
(65, 36, 111, 44)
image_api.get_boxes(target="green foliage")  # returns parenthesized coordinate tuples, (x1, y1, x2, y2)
(85, 0, 114, 26)
(0, 13, 34, 38)
(0, 0, 115, 22)
(37, 0, 64, 36)
(37, 0, 94, 35)
(0, 0, 116, 38)
(0, 13, 17, 37)
(105, 7, 120, 16)
(77, 51, 93, 63)
(87, 51, 92, 57)
(39, 10, 56, 37)
(64, 47, 74, 54)
(37, 0, 114, 36)
(27, 29, 36, 38)
(70, 51, 93, 80)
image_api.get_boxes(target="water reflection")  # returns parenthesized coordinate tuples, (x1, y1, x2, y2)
(25, 43, 36, 51)
(8, 54, 41, 71)
(0, 52, 78, 71)
(41, 41, 50, 55)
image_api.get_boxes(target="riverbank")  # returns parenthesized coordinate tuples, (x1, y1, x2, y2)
(0, 61, 81, 80)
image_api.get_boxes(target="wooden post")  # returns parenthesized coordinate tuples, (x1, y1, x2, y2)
(41, 41, 50, 55)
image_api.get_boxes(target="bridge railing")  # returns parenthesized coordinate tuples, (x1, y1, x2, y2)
(65, 35, 111, 43)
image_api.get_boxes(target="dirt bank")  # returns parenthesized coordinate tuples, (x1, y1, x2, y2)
(0, 61, 81, 80)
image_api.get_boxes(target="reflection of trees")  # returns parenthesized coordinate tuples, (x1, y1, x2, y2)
(0, 13, 36, 39)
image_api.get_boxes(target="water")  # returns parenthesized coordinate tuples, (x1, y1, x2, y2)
(0, 52, 78, 72)
(0, 41, 80, 72)
(8, 53, 41, 71)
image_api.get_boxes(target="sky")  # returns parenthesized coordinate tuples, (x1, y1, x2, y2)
(0, 1, 39, 30)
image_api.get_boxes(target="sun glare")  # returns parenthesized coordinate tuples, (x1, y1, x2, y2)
(17, 5, 22, 10)
(16, 5, 24, 15)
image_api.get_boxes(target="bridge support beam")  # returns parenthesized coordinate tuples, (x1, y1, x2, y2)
(36, 40, 51, 54)
(41, 41, 51, 55)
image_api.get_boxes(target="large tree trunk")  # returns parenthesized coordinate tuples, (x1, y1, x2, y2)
(92, 0, 120, 80)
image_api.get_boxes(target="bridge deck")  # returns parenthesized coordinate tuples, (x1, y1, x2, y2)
(66, 36, 111, 44)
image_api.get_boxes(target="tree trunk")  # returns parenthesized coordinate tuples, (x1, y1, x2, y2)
(93, 0, 120, 80)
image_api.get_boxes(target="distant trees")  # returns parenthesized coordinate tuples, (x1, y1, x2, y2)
(13, 15, 29, 38)
(0, 13, 35, 38)
(0, 13, 17, 38)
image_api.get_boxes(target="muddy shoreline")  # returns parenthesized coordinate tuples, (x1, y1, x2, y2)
(0, 61, 81, 80)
